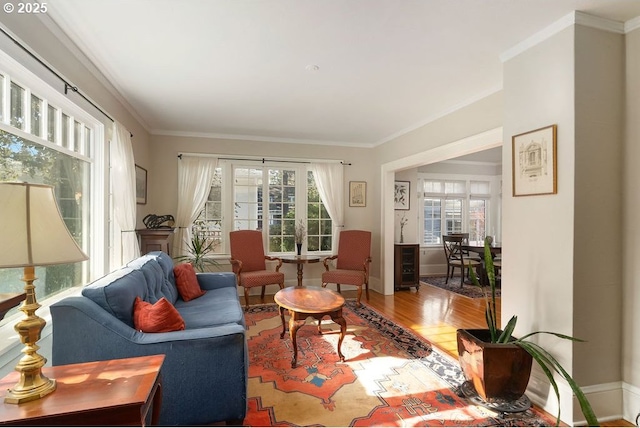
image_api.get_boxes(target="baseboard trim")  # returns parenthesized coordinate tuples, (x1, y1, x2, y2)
(526, 369, 638, 425)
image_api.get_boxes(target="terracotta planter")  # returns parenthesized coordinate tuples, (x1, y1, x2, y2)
(456, 329, 533, 402)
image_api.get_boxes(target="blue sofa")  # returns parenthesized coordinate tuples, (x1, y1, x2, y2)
(50, 251, 247, 426)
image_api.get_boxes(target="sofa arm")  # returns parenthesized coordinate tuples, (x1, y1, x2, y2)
(196, 271, 237, 291)
(51, 296, 247, 426)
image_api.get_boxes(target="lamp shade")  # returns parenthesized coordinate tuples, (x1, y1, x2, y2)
(0, 182, 88, 268)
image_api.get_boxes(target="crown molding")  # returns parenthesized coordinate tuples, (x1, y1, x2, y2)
(151, 128, 374, 148)
(501, 11, 625, 63)
(626, 16, 640, 33)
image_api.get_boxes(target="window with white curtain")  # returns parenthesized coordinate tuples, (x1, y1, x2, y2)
(194, 161, 333, 254)
(0, 54, 105, 325)
(419, 176, 494, 246)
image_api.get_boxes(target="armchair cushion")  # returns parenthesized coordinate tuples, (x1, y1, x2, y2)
(174, 263, 207, 301)
(322, 269, 366, 286)
(133, 296, 186, 333)
(239, 270, 285, 287)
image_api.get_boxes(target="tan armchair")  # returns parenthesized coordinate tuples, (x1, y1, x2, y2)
(229, 230, 285, 310)
(322, 230, 372, 306)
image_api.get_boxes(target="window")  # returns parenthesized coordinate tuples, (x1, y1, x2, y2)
(194, 161, 333, 255)
(0, 55, 105, 326)
(419, 176, 494, 246)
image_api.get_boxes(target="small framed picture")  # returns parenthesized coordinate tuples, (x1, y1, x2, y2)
(512, 125, 557, 197)
(135, 164, 147, 205)
(349, 181, 366, 207)
(394, 181, 410, 210)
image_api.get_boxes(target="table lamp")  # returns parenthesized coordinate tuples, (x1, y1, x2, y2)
(0, 182, 88, 404)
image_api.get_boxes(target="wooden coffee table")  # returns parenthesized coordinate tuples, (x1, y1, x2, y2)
(274, 286, 346, 368)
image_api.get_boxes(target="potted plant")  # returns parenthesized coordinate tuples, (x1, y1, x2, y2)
(294, 220, 305, 255)
(173, 229, 219, 272)
(457, 237, 598, 426)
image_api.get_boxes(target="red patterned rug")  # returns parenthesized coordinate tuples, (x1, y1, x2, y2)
(243, 301, 551, 427)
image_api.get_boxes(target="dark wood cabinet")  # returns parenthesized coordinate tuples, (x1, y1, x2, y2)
(394, 243, 420, 291)
(136, 228, 174, 255)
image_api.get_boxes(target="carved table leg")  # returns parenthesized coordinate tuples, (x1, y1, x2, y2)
(289, 312, 306, 368)
(296, 264, 304, 287)
(330, 309, 347, 362)
(278, 305, 286, 339)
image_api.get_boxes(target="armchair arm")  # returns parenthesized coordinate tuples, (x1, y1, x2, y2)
(229, 258, 243, 277)
(363, 256, 372, 278)
(265, 255, 283, 271)
(323, 255, 338, 271)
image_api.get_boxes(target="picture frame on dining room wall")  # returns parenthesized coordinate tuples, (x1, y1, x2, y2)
(349, 181, 366, 207)
(394, 181, 410, 210)
(512, 124, 557, 197)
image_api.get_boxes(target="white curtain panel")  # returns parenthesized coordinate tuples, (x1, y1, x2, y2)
(110, 121, 140, 265)
(173, 156, 218, 258)
(310, 162, 345, 251)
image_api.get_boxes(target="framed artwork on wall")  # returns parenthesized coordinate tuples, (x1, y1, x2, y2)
(512, 124, 557, 197)
(349, 181, 366, 207)
(394, 181, 410, 210)
(135, 164, 147, 205)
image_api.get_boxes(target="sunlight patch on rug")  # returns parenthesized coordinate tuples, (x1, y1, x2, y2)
(243, 300, 551, 427)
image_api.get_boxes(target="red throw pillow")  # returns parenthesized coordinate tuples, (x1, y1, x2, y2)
(173, 263, 206, 301)
(133, 297, 185, 333)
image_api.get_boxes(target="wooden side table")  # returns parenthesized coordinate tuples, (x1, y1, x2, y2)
(0, 354, 164, 426)
(281, 255, 320, 287)
(136, 228, 174, 256)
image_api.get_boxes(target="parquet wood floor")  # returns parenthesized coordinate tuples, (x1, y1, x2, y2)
(247, 282, 633, 427)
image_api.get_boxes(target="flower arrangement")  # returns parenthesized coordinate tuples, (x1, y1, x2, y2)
(399, 213, 408, 243)
(294, 220, 306, 244)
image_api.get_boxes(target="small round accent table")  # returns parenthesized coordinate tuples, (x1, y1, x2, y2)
(274, 286, 346, 368)
(280, 255, 320, 287)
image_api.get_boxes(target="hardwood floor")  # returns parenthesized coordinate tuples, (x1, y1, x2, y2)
(248, 283, 633, 427)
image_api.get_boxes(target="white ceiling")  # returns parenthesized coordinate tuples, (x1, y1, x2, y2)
(46, 0, 640, 147)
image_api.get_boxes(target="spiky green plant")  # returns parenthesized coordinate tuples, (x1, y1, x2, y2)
(468, 237, 598, 427)
(173, 230, 219, 272)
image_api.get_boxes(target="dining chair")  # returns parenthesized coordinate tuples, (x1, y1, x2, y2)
(229, 230, 285, 310)
(442, 235, 481, 287)
(449, 232, 481, 261)
(321, 230, 372, 307)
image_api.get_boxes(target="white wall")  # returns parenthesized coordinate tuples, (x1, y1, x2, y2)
(623, 23, 640, 423)
(503, 20, 626, 424)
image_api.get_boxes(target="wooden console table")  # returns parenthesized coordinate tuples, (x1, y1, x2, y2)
(0, 354, 164, 426)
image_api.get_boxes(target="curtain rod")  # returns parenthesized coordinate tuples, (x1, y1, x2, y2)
(0, 26, 133, 138)
(177, 153, 351, 166)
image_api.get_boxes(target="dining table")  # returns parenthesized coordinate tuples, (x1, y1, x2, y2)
(463, 242, 501, 286)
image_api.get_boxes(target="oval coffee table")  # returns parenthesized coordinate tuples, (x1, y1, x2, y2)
(274, 286, 346, 368)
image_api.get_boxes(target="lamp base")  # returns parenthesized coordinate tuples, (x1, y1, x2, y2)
(4, 374, 56, 404)
(4, 266, 56, 404)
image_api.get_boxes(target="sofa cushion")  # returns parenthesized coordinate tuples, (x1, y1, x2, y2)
(173, 263, 206, 301)
(174, 287, 244, 329)
(82, 267, 149, 327)
(133, 296, 185, 333)
(127, 254, 179, 304)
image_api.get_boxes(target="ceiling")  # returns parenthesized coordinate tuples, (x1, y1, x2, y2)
(47, 0, 640, 147)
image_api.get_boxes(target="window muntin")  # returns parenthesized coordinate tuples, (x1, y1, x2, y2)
(194, 167, 223, 251)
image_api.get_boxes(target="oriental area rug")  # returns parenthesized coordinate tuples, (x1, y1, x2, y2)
(243, 301, 549, 427)
(419, 276, 502, 299)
